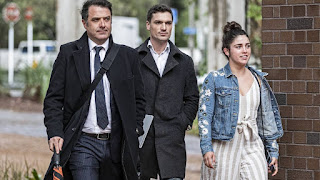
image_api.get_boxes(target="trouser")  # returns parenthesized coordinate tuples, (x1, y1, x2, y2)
(69, 133, 123, 180)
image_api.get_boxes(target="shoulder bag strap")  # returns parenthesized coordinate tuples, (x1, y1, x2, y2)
(74, 43, 120, 112)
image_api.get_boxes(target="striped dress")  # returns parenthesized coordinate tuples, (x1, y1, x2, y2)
(201, 75, 268, 180)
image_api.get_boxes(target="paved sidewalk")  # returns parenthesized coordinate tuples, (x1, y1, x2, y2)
(0, 109, 201, 154)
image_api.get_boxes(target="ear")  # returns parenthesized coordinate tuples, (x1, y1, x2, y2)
(82, 19, 87, 29)
(146, 21, 150, 31)
(223, 48, 229, 58)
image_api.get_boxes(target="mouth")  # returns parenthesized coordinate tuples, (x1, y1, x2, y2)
(240, 55, 249, 60)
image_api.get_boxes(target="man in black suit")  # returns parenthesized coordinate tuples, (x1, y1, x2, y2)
(43, 0, 145, 179)
(136, 4, 199, 180)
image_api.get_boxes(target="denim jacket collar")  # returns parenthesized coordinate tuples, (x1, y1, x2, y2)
(223, 62, 268, 78)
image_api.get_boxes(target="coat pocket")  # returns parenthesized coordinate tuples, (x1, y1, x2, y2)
(215, 88, 232, 108)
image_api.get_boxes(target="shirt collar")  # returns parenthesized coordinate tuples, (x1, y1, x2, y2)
(147, 40, 170, 55)
(88, 38, 109, 51)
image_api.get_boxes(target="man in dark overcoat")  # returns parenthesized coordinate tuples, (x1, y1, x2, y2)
(43, 0, 145, 179)
(136, 4, 199, 180)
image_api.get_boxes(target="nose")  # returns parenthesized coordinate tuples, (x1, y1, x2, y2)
(160, 23, 166, 30)
(243, 46, 248, 53)
(99, 19, 106, 28)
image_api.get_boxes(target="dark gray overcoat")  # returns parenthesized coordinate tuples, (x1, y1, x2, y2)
(43, 33, 145, 180)
(136, 39, 199, 179)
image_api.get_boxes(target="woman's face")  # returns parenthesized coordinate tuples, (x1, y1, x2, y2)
(224, 35, 251, 67)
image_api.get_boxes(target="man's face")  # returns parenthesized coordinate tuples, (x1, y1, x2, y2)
(82, 5, 112, 45)
(146, 12, 172, 43)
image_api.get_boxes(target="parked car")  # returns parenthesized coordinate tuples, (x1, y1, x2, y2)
(16, 40, 57, 69)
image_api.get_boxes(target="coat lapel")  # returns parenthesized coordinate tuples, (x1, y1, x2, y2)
(73, 33, 91, 91)
(162, 41, 180, 76)
(142, 52, 160, 77)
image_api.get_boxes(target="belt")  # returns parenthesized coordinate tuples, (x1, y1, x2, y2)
(83, 132, 111, 140)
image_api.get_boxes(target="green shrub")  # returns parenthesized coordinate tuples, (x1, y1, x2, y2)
(22, 61, 51, 102)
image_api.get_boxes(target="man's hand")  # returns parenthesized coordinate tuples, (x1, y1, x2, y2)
(203, 151, 216, 169)
(48, 136, 64, 154)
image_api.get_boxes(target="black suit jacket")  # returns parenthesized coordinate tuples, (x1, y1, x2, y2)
(44, 32, 145, 180)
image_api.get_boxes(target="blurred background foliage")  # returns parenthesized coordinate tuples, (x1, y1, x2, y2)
(0, 0, 56, 48)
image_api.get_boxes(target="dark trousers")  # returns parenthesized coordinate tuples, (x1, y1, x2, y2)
(69, 133, 123, 180)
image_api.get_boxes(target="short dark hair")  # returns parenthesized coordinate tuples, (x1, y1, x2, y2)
(81, 0, 112, 22)
(221, 21, 249, 59)
(147, 4, 173, 22)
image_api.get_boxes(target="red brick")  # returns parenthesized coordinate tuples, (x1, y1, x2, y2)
(263, 0, 287, 5)
(287, 170, 312, 179)
(293, 81, 306, 92)
(287, 44, 313, 55)
(280, 31, 293, 42)
(262, 31, 273, 43)
(307, 82, 319, 93)
(314, 94, 320, 105)
(307, 5, 320, 16)
(287, 119, 312, 131)
(279, 106, 292, 118)
(262, 7, 273, 18)
(307, 56, 320, 68)
(313, 43, 320, 55)
(274, 56, 280, 67)
(315, 17, 320, 29)
(280, 81, 292, 92)
(263, 44, 286, 55)
(293, 5, 306, 17)
(262, 19, 286, 30)
(307, 158, 320, 170)
(273, 81, 280, 92)
(294, 31, 306, 42)
(288, 0, 314, 4)
(314, 146, 320, 158)
(313, 69, 320, 80)
(315, 171, 320, 180)
(307, 30, 320, 42)
(280, 157, 293, 168)
(280, 131, 293, 143)
(287, 94, 313, 105)
(274, 31, 280, 42)
(313, 120, 320, 132)
(307, 107, 320, 119)
(280, 56, 293, 67)
(261, 57, 273, 67)
(288, 145, 313, 156)
(294, 132, 307, 144)
(279, 144, 286, 156)
(293, 106, 306, 118)
(280, 6, 293, 18)
(263, 68, 287, 80)
(274, 7, 280, 18)
(294, 158, 307, 169)
(287, 69, 312, 80)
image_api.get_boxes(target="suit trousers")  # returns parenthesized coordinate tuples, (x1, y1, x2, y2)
(69, 133, 123, 180)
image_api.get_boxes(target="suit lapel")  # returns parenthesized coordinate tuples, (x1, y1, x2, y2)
(142, 52, 160, 77)
(162, 52, 178, 76)
(73, 33, 91, 91)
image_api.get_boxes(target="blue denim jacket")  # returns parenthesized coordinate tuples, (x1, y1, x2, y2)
(198, 63, 283, 158)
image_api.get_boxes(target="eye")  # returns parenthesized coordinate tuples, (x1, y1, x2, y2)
(166, 22, 172, 25)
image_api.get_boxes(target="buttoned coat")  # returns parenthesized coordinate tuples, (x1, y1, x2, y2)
(43, 33, 145, 180)
(136, 39, 199, 178)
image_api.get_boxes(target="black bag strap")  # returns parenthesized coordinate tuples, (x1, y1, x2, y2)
(74, 43, 120, 112)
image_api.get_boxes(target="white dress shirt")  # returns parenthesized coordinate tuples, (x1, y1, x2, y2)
(147, 40, 170, 77)
(82, 38, 112, 134)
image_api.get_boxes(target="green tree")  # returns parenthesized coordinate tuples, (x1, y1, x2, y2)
(0, 0, 56, 48)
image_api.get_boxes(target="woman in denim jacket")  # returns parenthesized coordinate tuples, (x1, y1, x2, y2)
(198, 21, 283, 180)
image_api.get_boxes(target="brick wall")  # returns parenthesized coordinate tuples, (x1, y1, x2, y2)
(262, 0, 320, 179)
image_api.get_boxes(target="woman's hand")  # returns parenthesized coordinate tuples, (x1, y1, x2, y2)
(203, 151, 216, 169)
(269, 157, 278, 176)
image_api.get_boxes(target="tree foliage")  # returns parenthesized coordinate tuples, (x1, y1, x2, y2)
(0, 0, 56, 48)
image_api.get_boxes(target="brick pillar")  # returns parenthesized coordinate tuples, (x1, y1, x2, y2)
(262, 1, 320, 179)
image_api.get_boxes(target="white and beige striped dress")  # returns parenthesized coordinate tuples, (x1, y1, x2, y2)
(201, 75, 268, 180)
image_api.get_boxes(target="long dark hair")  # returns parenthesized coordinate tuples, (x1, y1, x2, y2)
(222, 21, 249, 59)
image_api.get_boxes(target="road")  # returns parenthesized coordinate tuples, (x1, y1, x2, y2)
(0, 109, 201, 154)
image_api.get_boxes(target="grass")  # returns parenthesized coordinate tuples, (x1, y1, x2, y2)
(0, 158, 42, 180)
